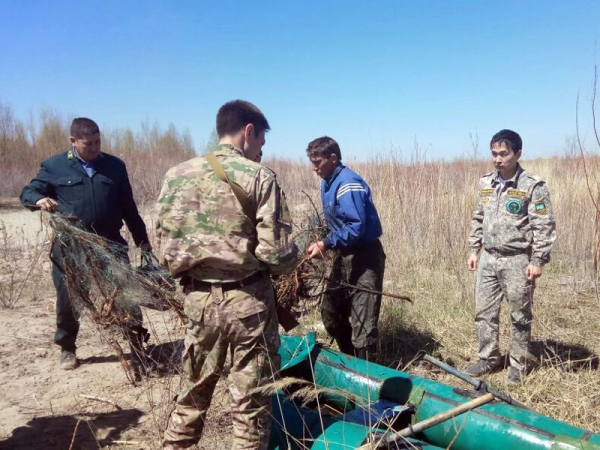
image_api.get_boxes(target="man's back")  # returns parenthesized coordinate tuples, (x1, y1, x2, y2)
(157, 144, 297, 281)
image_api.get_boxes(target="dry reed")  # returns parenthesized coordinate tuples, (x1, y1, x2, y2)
(2, 101, 600, 445)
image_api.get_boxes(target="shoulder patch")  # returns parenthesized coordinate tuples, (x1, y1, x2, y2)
(534, 200, 548, 215)
(521, 171, 543, 184)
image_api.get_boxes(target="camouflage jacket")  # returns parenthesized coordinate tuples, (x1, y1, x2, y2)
(156, 144, 298, 281)
(468, 164, 556, 266)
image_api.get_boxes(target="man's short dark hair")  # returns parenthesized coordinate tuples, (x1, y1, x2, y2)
(490, 129, 522, 153)
(306, 136, 342, 161)
(216, 100, 270, 138)
(70, 118, 100, 139)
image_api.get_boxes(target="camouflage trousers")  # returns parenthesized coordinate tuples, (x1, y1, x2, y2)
(474, 250, 535, 371)
(163, 276, 280, 450)
(322, 239, 386, 357)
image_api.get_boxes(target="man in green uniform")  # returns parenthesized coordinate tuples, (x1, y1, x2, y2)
(466, 129, 556, 385)
(158, 100, 298, 450)
(20, 118, 151, 371)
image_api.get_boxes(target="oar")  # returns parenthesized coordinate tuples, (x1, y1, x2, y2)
(360, 393, 495, 449)
(423, 355, 531, 410)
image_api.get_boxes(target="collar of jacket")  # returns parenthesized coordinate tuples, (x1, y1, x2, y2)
(324, 163, 345, 188)
(491, 163, 523, 187)
(66, 149, 104, 175)
(216, 143, 244, 157)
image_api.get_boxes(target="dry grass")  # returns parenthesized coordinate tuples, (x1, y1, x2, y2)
(0, 212, 51, 308)
(4, 153, 600, 447)
(270, 151, 600, 434)
(2, 100, 600, 445)
(0, 102, 195, 202)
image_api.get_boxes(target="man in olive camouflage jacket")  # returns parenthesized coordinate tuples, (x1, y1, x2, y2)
(158, 100, 299, 450)
(466, 129, 556, 386)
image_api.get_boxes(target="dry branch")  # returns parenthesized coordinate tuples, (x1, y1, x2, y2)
(79, 394, 122, 410)
(47, 213, 184, 385)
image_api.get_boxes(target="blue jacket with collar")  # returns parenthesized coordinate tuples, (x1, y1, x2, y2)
(20, 149, 149, 247)
(321, 164, 382, 250)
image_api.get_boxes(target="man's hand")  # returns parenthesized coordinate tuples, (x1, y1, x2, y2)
(35, 197, 58, 212)
(140, 242, 153, 253)
(307, 241, 326, 260)
(526, 263, 543, 281)
(467, 254, 479, 272)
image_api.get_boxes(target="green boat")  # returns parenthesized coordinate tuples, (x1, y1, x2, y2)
(269, 333, 600, 449)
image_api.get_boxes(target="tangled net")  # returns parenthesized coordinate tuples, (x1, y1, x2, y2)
(48, 214, 183, 385)
(47, 206, 340, 383)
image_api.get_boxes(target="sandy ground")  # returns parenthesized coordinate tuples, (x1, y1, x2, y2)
(0, 207, 233, 450)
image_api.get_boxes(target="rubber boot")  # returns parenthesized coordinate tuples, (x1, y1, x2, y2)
(128, 326, 150, 380)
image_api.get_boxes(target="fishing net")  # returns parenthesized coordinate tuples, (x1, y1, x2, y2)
(46, 208, 348, 383)
(48, 214, 183, 384)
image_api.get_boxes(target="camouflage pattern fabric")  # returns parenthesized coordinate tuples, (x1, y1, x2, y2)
(163, 280, 280, 450)
(322, 240, 385, 356)
(469, 164, 556, 265)
(468, 164, 556, 372)
(475, 251, 534, 371)
(158, 145, 298, 449)
(156, 144, 298, 282)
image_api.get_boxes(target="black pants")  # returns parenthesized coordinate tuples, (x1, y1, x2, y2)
(51, 237, 133, 352)
(321, 239, 386, 356)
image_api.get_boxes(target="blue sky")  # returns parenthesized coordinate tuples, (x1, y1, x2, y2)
(1, 1, 599, 161)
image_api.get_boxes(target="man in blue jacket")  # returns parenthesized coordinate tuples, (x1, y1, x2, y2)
(21, 118, 151, 371)
(306, 136, 385, 360)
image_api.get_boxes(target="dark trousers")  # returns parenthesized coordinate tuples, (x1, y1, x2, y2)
(321, 239, 386, 356)
(51, 238, 131, 352)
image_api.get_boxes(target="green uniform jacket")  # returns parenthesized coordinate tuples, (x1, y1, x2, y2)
(468, 164, 556, 266)
(20, 149, 149, 246)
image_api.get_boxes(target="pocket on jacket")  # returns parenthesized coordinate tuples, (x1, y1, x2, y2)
(96, 174, 115, 186)
(57, 176, 84, 203)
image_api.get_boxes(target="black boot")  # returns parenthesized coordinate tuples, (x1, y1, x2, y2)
(127, 326, 150, 380)
(336, 338, 355, 356)
(354, 346, 377, 362)
(354, 347, 367, 360)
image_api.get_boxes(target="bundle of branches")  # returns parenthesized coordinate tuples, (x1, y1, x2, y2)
(48, 214, 184, 384)
(273, 207, 413, 318)
(273, 212, 331, 317)
(274, 256, 329, 315)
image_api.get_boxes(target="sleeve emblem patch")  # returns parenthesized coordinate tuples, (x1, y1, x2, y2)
(534, 200, 547, 215)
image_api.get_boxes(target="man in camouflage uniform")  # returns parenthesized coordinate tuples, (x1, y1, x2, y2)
(158, 100, 299, 450)
(466, 129, 556, 386)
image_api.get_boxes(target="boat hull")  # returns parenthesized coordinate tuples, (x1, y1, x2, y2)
(273, 333, 600, 450)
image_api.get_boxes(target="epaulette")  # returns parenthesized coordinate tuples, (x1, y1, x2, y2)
(520, 170, 544, 184)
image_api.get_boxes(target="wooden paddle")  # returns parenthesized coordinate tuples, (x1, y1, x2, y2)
(358, 392, 495, 449)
